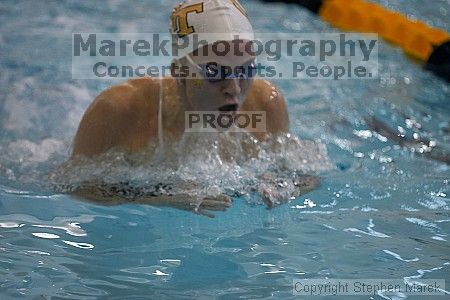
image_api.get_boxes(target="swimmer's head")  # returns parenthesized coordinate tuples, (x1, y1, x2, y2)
(170, 0, 256, 113)
(170, 0, 254, 58)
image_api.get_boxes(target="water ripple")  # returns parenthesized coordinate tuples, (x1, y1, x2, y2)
(344, 219, 391, 238)
(383, 249, 419, 262)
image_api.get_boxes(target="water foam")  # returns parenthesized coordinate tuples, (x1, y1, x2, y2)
(49, 132, 332, 205)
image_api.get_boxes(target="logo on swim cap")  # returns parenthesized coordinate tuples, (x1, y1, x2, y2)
(171, 2, 204, 37)
(171, 0, 249, 37)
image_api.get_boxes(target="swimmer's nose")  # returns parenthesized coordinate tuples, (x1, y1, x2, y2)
(222, 78, 241, 97)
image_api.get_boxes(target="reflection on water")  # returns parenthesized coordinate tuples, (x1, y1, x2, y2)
(0, 191, 449, 298)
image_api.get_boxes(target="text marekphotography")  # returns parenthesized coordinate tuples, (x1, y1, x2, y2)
(72, 33, 379, 80)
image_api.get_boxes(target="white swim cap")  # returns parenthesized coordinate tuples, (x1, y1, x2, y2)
(170, 0, 254, 58)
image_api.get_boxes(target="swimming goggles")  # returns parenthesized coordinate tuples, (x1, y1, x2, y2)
(185, 54, 257, 83)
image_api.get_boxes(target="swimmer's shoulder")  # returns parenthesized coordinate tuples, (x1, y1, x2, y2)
(244, 79, 285, 111)
(79, 77, 160, 121)
(112, 76, 177, 113)
(72, 77, 167, 157)
(242, 79, 289, 136)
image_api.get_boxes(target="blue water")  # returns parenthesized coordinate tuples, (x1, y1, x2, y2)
(1, 0, 449, 299)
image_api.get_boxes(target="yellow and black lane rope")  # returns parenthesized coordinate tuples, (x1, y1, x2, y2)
(261, 0, 450, 81)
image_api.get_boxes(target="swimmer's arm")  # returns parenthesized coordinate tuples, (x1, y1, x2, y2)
(263, 84, 289, 135)
(70, 183, 231, 218)
(242, 79, 289, 139)
(71, 79, 157, 157)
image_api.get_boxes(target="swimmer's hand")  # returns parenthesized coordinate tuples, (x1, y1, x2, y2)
(69, 182, 232, 218)
(258, 173, 320, 208)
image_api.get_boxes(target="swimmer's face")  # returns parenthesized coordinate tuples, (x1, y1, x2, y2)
(183, 41, 256, 113)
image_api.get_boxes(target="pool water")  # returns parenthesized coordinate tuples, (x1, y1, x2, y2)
(1, 0, 449, 299)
